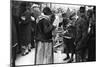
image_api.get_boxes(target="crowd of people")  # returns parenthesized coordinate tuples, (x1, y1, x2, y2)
(11, 1, 96, 67)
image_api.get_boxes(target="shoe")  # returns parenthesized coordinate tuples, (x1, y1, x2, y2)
(21, 48, 29, 56)
(28, 49, 31, 52)
(22, 52, 29, 56)
(67, 58, 73, 63)
(63, 56, 70, 61)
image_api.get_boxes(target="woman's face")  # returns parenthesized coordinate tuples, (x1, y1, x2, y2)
(31, 7, 41, 18)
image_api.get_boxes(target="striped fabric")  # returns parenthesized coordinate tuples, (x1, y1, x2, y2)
(35, 41, 53, 65)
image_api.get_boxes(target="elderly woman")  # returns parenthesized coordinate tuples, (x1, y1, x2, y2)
(30, 4, 41, 48)
(35, 7, 55, 65)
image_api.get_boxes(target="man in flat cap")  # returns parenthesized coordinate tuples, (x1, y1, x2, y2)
(75, 6, 89, 62)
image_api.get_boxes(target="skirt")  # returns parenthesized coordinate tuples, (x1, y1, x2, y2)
(35, 41, 53, 65)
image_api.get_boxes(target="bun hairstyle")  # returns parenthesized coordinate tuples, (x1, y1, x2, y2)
(43, 7, 52, 15)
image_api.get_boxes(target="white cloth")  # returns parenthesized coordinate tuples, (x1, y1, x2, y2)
(35, 41, 53, 64)
(53, 14, 63, 28)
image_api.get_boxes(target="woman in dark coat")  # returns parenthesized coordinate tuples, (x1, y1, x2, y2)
(19, 6, 32, 55)
(35, 7, 55, 65)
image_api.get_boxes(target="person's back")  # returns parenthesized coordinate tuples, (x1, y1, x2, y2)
(35, 7, 55, 64)
(35, 16, 54, 42)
